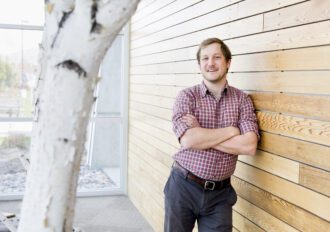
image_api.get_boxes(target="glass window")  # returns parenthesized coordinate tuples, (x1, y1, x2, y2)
(83, 35, 126, 193)
(0, 27, 41, 197)
(0, 29, 42, 118)
(96, 35, 123, 116)
(0, 1, 44, 26)
(0, 6, 128, 197)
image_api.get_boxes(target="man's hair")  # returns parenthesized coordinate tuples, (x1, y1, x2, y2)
(196, 38, 232, 64)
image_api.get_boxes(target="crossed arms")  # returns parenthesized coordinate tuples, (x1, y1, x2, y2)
(180, 114, 258, 156)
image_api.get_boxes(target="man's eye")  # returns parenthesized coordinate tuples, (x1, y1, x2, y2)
(215, 56, 221, 59)
(202, 57, 208, 61)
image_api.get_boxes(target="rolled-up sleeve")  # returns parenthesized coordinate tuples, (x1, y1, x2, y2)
(238, 94, 260, 140)
(172, 90, 194, 141)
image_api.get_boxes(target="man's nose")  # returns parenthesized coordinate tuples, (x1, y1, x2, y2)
(208, 58, 215, 65)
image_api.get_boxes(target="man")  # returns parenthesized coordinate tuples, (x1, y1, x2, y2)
(164, 38, 259, 232)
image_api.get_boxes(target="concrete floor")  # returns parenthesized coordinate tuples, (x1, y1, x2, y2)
(0, 195, 154, 232)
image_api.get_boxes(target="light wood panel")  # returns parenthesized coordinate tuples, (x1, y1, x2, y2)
(130, 82, 184, 98)
(128, 1, 330, 231)
(232, 176, 330, 232)
(130, 74, 202, 86)
(130, 119, 179, 148)
(131, 15, 263, 53)
(129, 126, 176, 156)
(131, 0, 202, 32)
(227, 71, 330, 95)
(130, 92, 174, 109)
(234, 161, 330, 220)
(234, 196, 299, 232)
(239, 150, 300, 183)
(259, 131, 330, 171)
(233, 226, 240, 232)
(131, 0, 242, 40)
(258, 111, 330, 146)
(264, 0, 330, 30)
(129, 109, 172, 133)
(132, 0, 305, 45)
(132, 19, 330, 57)
(233, 211, 264, 232)
(130, 100, 172, 120)
(129, 132, 173, 167)
(129, 147, 168, 195)
(249, 92, 330, 121)
(299, 164, 330, 196)
(131, 0, 174, 23)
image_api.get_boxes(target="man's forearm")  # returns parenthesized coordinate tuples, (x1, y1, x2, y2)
(180, 126, 239, 150)
(213, 132, 258, 155)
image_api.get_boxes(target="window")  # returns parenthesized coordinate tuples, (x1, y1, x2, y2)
(0, 1, 129, 199)
(0, 28, 41, 198)
(81, 33, 129, 195)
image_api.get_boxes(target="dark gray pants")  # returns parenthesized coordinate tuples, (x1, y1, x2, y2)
(164, 168, 237, 232)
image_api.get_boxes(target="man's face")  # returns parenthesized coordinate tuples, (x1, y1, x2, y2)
(199, 43, 231, 84)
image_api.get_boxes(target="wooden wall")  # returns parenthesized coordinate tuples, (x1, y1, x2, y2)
(128, 0, 330, 231)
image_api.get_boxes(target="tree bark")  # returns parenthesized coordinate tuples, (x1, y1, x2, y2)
(18, 1, 140, 231)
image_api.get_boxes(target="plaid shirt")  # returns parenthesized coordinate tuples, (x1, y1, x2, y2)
(172, 81, 259, 181)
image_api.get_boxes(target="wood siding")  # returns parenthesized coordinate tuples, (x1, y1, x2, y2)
(128, 0, 330, 231)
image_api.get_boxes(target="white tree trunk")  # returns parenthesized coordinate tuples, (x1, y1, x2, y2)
(18, 1, 140, 231)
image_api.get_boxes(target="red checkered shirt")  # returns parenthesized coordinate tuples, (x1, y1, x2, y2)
(172, 81, 259, 181)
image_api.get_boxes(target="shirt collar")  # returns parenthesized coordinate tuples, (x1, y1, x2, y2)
(200, 81, 229, 98)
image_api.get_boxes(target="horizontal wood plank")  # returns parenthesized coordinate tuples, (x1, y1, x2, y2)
(130, 74, 202, 86)
(249, 92, 330, 121)
(239, 150, 299, 183)
(259, 131, 330, 172)
(129, 109, 173, 133)
(130, 119, 179, 148)
(264, 0, 330, 30)
(234, 161, 330, 220)
(129, 132, 173, 167)
(129, 100, 172, 120)
(129, 126, 177, 156)
(131, 0, 202, 32)
(130, 82, 184, 98)
(131, 0, 175, 23)
(131, 0, 242, 40)
(233, 211, 264, 232)
(227, 71, 330, 95)
(258, 111, 330, 146)
(234, 196, 299, 232)
(299, 164, 330, 196)
(232, 176, 330, 232)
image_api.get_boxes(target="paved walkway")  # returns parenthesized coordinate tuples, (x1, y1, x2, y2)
(0, 195, 154, 232)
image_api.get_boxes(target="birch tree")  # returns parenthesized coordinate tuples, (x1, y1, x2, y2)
(17, 0, 140, 231)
